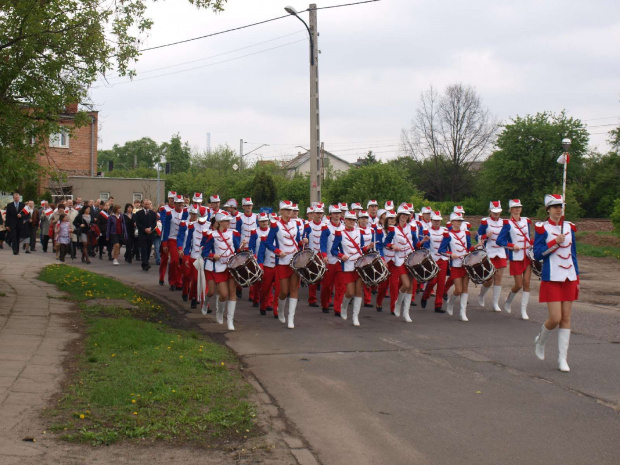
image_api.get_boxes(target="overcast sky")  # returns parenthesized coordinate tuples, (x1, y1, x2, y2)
(89, 0, 620, 163)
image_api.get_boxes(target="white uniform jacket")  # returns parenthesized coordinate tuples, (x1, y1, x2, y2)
(478, 217, 507, 259)
(533, 220, 579, 282)
(319, 220, 344, 265)
(201, 228, 242, 273)
(428, 226, 449, 262)
(496, 217, 532, 262)
(258, 218, 301, 266)
(438, 229, 472, 268)
(330, 227, 370, 272)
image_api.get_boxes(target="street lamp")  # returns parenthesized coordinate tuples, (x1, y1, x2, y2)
(285, 4, 321, 203)
(240, 144, 269, 171)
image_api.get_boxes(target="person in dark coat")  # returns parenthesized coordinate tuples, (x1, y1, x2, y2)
(73, 205, 94, 263)
(135, 199, 158, 271)
(123, 203, 137, 263)
(5, 192, 25, 255)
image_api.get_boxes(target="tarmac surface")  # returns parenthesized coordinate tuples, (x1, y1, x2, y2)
(1, 249, 619, 465)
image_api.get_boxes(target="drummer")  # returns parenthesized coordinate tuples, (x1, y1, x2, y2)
(421, 210, 449, 313)
(439, 212, 474, 321)
(357, 210, 376, 308)
(384, 205, 427, 323)
(443, 206, 470, 300)
(319, 205, 344, 315)
(201, 211, 246, 331)
(376, 210, 400, 315)
(533, 194, 579, 372)
(496, 199, 532, 320)
(477, 201, 508, 312)
(259, 200, 308, 329)
(331, 210, 374, 326)
(305, 205, 324, 309)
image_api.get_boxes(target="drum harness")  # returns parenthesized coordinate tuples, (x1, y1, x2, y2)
(342, 229, 363, 262)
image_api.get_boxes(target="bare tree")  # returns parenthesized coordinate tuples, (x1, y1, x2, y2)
(401, 84, 498, 200)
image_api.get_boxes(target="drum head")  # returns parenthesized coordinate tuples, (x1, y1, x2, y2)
(228, 251, 250, 268)
(292, 249, 314, 268)
(464, 250, 485, 266)
(409, 249, 429, 266)
(356, 252, 379, 268)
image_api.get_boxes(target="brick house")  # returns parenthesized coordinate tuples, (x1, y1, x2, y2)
(40, 102, 98, 198)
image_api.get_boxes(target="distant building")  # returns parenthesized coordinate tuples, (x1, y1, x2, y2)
(39, 102, 99, 196)
(283, 150, 351, 179)
(53, 176, 165, 206)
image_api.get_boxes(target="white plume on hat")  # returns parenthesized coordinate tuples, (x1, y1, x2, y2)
(367, 199, 379, 207)
(453, 205, 465, 214)
(241, 197, 253, 206)
(192, 192, 203, 203)
(209, 194, 220, 203)
(329, 204, 341, 214)
(279, 200, 294, 210)
(358, 210, 369, 218)
(174, 194, 184, 203)
(421, 206, 432, 214)
(384, 200, 394, 210)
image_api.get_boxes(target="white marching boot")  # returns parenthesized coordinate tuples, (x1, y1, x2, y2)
(287, 298, 298, 329)
(478, 285, 490, 307)
(534, 324, 551, 360)
(504, 291, 516, 313)
(226, 300, 236, 331)
(492, 285, 502, 312)
(341, 296, 351, 320)
(402, 294, 413, 323)
(520, 291, 530, 320)
(558, 329, 571, 372)
(459, 293, 469, 322)
(200, 295, 211, 316)
(216, 297, 224, 324)
(447, 294, 456, 316)
(278, 297, 287, 323)
(352, 297, 362, 326)
(394, 292, 405, 317)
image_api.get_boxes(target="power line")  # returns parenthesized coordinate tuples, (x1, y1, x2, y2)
(314, 0, 381, 10)
(101, 31, 304, 81)
(583, 115, 620, 121)
(585, 123, 618, 128)
(139, 14, 290, 53)
(93, 39, 307, 88)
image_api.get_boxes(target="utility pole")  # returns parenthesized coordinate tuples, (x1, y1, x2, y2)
(239, 139, 244, 171)
(309, 4, 321, 203)
(156, 164, 161, 207)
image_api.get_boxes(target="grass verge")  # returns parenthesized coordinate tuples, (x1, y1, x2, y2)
(575, 231, 620, 260)
(39, 264, 256, 446)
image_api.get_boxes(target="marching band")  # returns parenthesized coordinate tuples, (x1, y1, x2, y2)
(155, 192, 579, 372)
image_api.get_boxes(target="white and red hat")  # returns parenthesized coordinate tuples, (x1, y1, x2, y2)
(431, 210, 442, 221)
(314, 202, 325, 213)
(241, 197, 253, 206)
(367, 199, 379, 207)
(397, 205, 411, 215)
(544, 194, 564, 208)
(453, 205, 465, 214)
(209, 194, 220, 203)
(344, 211, 357, 220)
(421, 206, 432, 214)
(306, 206, 315, 214)
(358, 210, 369, 218)
(270, 212, 279, 221)
(450, 212, 464, 221)
(292, 203, 300, 211)
(351, 202, 363, 211)
(41, 200, 48, 206)
(489, 200, 502, 213)
(377, 208, 386, 219)
(215, 212, 233, 222)
(279, 200, 294, 210)
(329, 204, 341, 214)
(384, 200, 394, 210)
(508, 199, 523, 208)
(226, 198, 238, 208)
(257, 212, 270, 222)
(167, 191, 176, 199)
(174, 194, 184, 203)
(192, 192, 203, 203)
(406, 203, 414, 212)
(188, 206, 199, 215)
(339, 202, 349, 211)
(385, 210, 396, 219)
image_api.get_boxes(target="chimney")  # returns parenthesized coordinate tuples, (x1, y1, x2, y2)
(65, 102, 79, 113)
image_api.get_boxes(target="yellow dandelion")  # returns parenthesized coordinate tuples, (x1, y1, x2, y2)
(172, 389, 176, 393)
(179, 356, 183, 359)
(79, 414, 85, 419)
(133, 412, 138, 415)
(132, 399, 136, 404)
(221, 362, 225, 366)
(111, 354, 116, 357)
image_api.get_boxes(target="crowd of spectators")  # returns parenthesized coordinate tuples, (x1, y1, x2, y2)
(0, 192, 163, 268)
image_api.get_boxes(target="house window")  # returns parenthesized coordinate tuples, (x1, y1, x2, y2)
(49, 129, 69, 148)
(133, 193, 143, 202)
(100, 192, 110, 201)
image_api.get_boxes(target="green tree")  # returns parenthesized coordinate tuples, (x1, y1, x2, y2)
(575, 152, 620, 217)
(98, 137, 163, 171)
(0, 0, 226, 190)
(357, 151, 380, 167)
(478, 111, 588, 216)
(323, 163, 420, 206)
(162, 134, 191, 174)
(252, 171, 277, 208)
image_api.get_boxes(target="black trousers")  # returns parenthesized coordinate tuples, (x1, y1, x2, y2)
(140, 236, 154, 268)
(10, 227, 20, 254)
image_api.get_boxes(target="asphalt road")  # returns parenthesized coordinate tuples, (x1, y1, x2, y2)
(29, 252, 620, 465)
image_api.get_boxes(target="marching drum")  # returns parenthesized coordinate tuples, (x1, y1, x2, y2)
(290, 249, 326, 285)
(355, 252, 389, 287)
(404, 249, 440, 283)
(527, 249, 543, 278)
(463, 249, 496, 284)
(227, 251, 264, 287)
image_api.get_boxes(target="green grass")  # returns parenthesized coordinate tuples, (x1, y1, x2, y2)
(575, 231, 620, 260)
(39, 264, 256, 446)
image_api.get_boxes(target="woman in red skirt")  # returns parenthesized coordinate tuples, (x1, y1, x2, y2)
(533, 194, 579, 372)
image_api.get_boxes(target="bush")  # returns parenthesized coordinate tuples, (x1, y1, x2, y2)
(611, 198, 620, 235)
